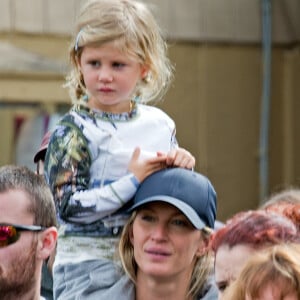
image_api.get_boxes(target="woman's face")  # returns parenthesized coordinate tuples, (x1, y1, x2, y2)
(130, 202, 204, 280)
(215, 244, 255, 299)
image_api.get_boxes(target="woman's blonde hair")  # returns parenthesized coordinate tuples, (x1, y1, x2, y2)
(222, 244, 300, 300)
(66, 0, 173, 105)
(118, 211, 214, 299)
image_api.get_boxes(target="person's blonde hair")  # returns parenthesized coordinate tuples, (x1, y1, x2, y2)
(261, 188, 300, 208)
(66, 0, 173, 105)
(222, 244, 300, 300)
(118, 211, 214, 299)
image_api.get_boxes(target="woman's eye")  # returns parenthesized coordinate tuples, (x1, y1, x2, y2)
(171, 219, 188, 227)
(140, 214, 155, 222)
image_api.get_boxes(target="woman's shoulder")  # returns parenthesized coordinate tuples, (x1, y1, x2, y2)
(103, 274, 135, 300)
(197, 278, 218, 300)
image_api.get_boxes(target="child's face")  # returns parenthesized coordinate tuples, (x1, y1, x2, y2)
(79, 42, 148, 113)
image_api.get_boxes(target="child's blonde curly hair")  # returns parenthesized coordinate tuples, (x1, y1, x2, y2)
(66, 0, 173, 105)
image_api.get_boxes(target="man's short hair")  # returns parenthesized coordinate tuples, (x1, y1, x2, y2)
(0, 165, 57, 227)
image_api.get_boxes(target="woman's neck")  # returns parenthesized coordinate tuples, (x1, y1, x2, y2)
(135, 271, 193, 300)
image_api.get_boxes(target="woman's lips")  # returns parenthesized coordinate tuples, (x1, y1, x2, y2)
(145, 247, 171, 257)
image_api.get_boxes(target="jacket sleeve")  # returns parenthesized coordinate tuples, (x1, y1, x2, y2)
(44, 120, 139, 224)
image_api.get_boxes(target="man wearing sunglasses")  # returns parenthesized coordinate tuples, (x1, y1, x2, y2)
(0, 165, 58, 300)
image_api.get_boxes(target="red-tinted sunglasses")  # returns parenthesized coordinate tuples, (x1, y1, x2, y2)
(0, 223, 46, 247)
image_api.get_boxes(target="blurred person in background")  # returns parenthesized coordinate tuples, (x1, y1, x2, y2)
(260, 188, 300, 233)
(222, 243, 300, 300)
(209, 210, 300, 299)
(261, 188, 300, 208)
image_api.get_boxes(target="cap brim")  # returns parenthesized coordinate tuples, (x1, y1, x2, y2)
(33, 147, 47, 163)
(129, 195, 206, 230)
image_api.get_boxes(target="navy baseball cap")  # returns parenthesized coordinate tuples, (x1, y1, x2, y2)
(129, 168, 217, 229)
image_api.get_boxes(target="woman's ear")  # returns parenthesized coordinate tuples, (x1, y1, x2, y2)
(37, 227, 58, 260)
(129, 224, 134, 246)
(195, 235, 209, 257)
(195, 247, 207, 257)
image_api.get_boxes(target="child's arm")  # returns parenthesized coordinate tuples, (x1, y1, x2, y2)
(157, 148, 195, 170)
(44, 126, 166, 224)
(165, 147, 195, 169)
(128, 147, 167, 182)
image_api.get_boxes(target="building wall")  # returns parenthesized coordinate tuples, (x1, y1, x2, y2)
(161, 43, 300, 220)
(163, 44, 262, 219)
(0, 0, 299, 221)
(0, 0, 299, 43)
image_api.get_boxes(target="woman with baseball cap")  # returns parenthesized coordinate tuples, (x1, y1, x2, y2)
(116, 167, 218, 300)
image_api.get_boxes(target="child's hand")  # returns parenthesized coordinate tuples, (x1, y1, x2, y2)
(128, 147, 167, 182)
(165, 147, 195, 169)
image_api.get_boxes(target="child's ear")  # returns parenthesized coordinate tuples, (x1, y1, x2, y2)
(37, 227, 58, 260)
(141, 65, 149, 80)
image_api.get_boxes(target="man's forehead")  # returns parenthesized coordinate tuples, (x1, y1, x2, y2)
(0, 190, 33, 224)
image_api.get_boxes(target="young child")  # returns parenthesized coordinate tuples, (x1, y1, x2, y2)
(44, 0, 195, 298)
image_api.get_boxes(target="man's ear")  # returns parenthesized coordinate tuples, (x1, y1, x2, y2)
(37, 227, 58, 260)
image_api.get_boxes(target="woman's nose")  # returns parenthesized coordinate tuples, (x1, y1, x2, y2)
(151, 224, 168, 241)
